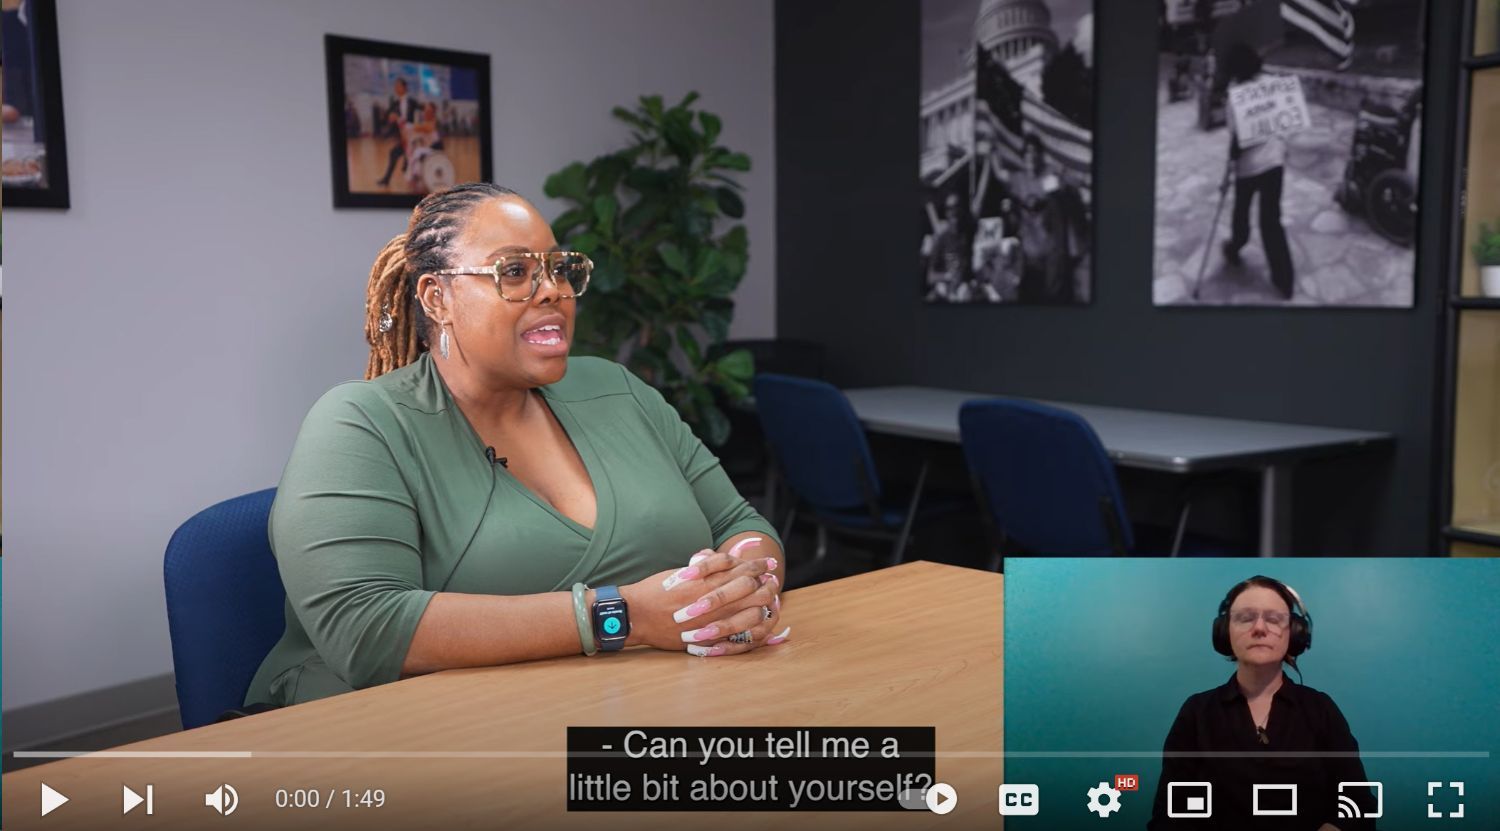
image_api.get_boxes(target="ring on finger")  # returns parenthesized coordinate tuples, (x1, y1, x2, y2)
(762, 605, 774, 621)
(729, 630, 754, 645)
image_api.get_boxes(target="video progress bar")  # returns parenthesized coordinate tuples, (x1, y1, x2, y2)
(11, 750, 1489, 760)
(6, 751, 999, 760)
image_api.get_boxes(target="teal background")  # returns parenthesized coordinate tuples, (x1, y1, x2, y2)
(1005, 558, 1499, 829)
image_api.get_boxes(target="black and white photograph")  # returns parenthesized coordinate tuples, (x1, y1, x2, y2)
(1153, 0, 1426, 307)
(920, 0, 1094, 305)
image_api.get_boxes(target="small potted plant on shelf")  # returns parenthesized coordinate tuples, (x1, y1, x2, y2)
(1476, 221, 1500, 297)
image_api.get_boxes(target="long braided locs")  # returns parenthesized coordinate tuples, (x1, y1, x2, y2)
(363, 182, 519, 379)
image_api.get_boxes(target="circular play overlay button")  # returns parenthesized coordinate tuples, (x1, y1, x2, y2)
(925, 782, 958, 815)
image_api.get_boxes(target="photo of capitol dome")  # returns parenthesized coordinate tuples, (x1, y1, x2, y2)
(920, 0, 1095, 306)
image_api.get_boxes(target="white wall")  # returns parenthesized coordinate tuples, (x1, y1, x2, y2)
(2, 0, 775, 712)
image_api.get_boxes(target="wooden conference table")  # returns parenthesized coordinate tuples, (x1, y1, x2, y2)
(2, 562, 1002, 830)
(841, 386, 1395, 557)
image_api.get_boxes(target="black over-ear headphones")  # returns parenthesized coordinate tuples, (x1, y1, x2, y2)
(1211, 575, 1312, 658)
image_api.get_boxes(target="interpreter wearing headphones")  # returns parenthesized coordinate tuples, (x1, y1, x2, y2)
(245, 183, 787, 709)
(1148, 576, 1377, 830)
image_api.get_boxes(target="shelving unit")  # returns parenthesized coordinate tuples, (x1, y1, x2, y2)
(1439, 0, 1500, 555)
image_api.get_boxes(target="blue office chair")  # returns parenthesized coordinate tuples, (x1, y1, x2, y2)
(163, 488, 286, 729)
(755, 374, 959, 569)
(960, 399, 1143, 558)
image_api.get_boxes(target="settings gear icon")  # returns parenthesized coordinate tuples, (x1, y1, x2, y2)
(1087, 781, 1123, 817)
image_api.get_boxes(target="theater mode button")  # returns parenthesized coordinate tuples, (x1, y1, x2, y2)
(999, 783, 1040, 815)
(926, 782, 958, 814)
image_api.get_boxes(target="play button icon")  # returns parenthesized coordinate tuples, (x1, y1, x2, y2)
(41, 783, 69, 817)
(926, 782, 958, 814)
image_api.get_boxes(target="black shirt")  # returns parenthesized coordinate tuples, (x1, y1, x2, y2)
(1148, 673, 1378, 830)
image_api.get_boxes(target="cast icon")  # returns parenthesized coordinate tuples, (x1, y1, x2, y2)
(1337, 781, 1383, 819)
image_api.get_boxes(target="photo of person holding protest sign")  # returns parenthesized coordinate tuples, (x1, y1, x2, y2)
(1221, 42, 1298, 299)
(1153, 0, 1427, 307)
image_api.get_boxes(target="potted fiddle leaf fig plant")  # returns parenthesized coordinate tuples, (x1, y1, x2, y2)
(544, 92, 754, 446)
(1474, 221, 1500, 298)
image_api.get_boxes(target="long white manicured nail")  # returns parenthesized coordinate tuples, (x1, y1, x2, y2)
(687, 645, 713, 657)
(661, 566, 700, 591)
(680, 624, 719, 642)
(727, 537, 763, 558)
(673, 598, 712, 624)
(766, 626, 792, 645)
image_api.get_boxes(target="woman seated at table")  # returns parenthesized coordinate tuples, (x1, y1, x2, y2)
(1148, 576, 1376, 830)
(246, 183, 787, 708)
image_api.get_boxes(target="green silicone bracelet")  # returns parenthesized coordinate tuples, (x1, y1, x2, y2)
(572, 582, 598, 656)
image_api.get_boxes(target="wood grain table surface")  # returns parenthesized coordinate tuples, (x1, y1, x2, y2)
(3, 561, 1003, 830)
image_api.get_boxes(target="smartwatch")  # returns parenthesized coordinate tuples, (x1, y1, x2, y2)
(591, 585, 630, 652)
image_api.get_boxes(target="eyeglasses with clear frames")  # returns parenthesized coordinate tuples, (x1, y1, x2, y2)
(433, 251, 593, 302)
(1229, 609, 1291, 630)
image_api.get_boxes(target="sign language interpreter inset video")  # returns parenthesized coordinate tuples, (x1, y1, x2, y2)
(1002, 558, 1499, 828)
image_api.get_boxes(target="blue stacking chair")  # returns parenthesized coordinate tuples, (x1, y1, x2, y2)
(163, 488, 285, 729)
(960, 399, 1163, 558)
(755, 374, 959, 569)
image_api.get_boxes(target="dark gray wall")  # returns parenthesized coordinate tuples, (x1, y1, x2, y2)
(775, 0, 1457, 555)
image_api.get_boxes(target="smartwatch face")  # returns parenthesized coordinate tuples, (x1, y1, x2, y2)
(595, 599, 629, 647)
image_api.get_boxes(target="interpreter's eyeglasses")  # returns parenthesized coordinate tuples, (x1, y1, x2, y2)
(1229, 609, 1291, 630)
(433, 251, 592, 302)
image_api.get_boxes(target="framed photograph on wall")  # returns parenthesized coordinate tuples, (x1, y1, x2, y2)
(3, 0, 71, 209)
(325, 34, 492, 209)
(919, 0, 1095, 305)
(1152, 0, 1427, 307)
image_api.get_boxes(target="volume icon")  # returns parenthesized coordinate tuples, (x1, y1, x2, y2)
(205, 783, 240, 816)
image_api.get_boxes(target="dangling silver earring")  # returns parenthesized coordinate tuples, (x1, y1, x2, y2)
(439, 326, 450, 360)
(378, 304, 394, 333)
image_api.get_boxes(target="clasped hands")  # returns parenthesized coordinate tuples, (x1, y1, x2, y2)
(620, 537, 789, 657)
